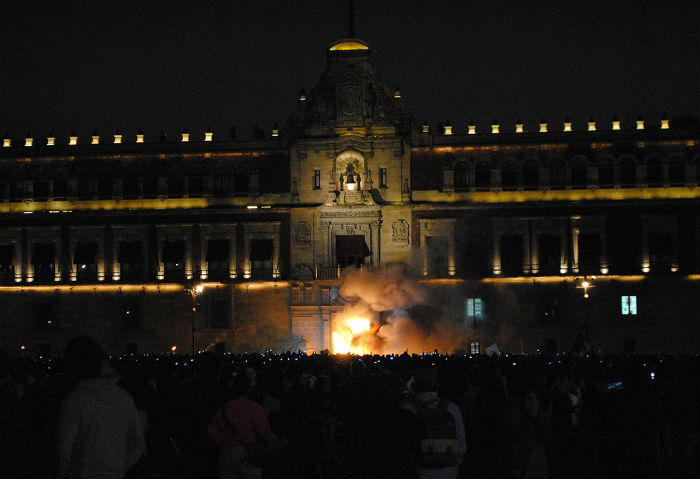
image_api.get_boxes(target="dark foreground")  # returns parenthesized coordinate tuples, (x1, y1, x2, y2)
(1, 349, 698, 478)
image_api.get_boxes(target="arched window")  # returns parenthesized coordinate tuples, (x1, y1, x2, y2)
(619, 158, 636, 188)
(668, 156, 685, 186)
(501, 160, 518, 190)
(646, 157, 664, 187)
(570, 158, 588, 189)
(522, 160, 539, 190)
(233, 167, 249, 195)
(454, 161, 470, 189)
(474, 161, 491, 189)
(549, 159, 565, 189)
(597, 157, 615, 188)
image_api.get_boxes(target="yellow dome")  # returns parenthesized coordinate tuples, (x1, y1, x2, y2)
(329, 39, 369, 51)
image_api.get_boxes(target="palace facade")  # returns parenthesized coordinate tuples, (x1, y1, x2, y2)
(1, 39, 698, 355)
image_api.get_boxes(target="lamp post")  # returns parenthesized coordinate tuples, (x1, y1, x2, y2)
(576, 276, 595, 339)
(186, 282, 204, 355)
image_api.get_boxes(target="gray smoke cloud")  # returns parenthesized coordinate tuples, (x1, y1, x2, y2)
(338, 266, 472, 354)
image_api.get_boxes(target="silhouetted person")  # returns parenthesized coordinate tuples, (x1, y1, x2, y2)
(55, 336, 145, 479)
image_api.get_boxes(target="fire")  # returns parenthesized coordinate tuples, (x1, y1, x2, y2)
(332, 316, 375, 354)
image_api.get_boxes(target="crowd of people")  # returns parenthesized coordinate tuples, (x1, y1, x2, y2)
(1, 340, 698, 478)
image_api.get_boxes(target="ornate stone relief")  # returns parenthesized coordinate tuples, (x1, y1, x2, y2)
(294, 222, 311, 247)
(392, 219, 410, 247)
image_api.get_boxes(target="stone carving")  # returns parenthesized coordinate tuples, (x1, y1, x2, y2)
(392, 219, 410, 247)
(337, 84, 363, 117)
(321, 208, 381, 218)
(294, 222, 311, 247)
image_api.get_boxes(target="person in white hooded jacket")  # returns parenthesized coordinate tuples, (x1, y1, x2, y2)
(55, 336, 145, 479)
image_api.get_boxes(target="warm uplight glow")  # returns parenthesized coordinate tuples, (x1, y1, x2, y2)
(114, 134, 122, 144)
(588, 121, 596, 131)
(539, 123, 548, 133)
(181, 132, 190, 142)
(636, 119, 645, 130)
(204, 132, 213, 141)
(660, 119, 670, 129)
(92, 135, 100, 145)
(563, 122, 572, 132)
(612, 120, 621, 130)
(171, 346, 177, 352)
(25, 137, 33, 147)
(444, 125, 453, 135)
(136, 134, 144, 143)
(271, 128, 280, 137)
(332, 317, 372, 354)
(491, 124, 500, 134)
(195, 284, 204, 294)
(69, 136, 78, 145)
(2, 138, 10, 147)
(329, 40, 369, 51)
(247, 205, 258, 209)
(47, 137, 56, 146)
(468, 124, 476, 135)
(20, 345, 25, 350)
(582, 281, 590, 289)
(516, 124, 524, 133)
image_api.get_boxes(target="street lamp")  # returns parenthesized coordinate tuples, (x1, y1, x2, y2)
(186, 282, 204, 354)
(576, 276, 595, 340)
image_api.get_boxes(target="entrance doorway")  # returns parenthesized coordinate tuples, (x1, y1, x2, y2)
(335, 235, 369, 268)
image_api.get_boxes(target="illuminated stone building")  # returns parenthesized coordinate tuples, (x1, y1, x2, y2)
(1, 39, 698, 355)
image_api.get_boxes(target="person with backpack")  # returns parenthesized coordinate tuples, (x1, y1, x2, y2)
(208, 372, 282, 479)
(401, 366, 467, 479)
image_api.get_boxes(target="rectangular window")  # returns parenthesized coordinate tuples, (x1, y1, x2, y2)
(314, 170, 321, 189)
(380, 168, 387, 188)
(469, 340, 480, 355)
(466, 298, 484, 320)
(621, 295, 637, 315)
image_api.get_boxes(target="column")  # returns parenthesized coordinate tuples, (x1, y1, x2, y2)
(97, 239, 105, 281)
(185, 235, 193, 279)
(600, 228, 609, 274)
(112, 238, 120, 281)
(273, 234, 280, 278)
(670, 224, 679, 272)
(69, 240, 77, 282)
(571, 226, 580, 274)
(156, 235, 164, 280)
(229, 231, 237, 279)
(559, 229, 568, 274)
(13, 239, 22, 283)
(27, 241, 34, 283)
(200, 229, 208, 280)
(522, 227, 531, 275)
(531, 227, 540, 275)
(447, 231, 456, 276)
(492, 229, 502, 275)
(370, 220, 382, 266)
(640, 221, 650, 273)
(53, 239, 62, 282)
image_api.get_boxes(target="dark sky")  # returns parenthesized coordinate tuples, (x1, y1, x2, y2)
(1, 1, 698, 140)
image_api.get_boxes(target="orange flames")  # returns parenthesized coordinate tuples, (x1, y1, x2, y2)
(332, 316, 382, 354)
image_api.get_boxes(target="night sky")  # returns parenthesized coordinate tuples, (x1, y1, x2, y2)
(1, 1, 698, 141)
